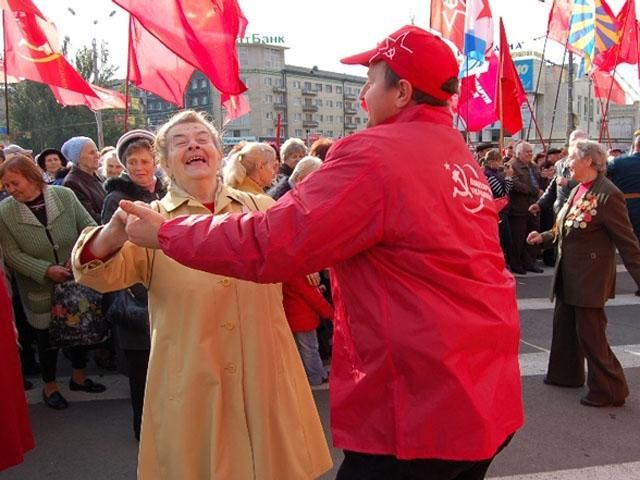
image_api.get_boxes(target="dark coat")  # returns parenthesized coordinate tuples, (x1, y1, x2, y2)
(541, 175, 640, 307)
(537, 157, 578, 215)
(607, 152, 640, 238)
(509, 160, 541, 216)
(101, 174, 167, 350)
(267, 175, 292, 200)
(62, 167, 106, 223)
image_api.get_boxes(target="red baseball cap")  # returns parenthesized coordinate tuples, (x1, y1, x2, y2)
(340, 25, 459, 102)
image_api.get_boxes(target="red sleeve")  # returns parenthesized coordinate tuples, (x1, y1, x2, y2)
(78, 232, 117, 265)
(289, 276, 335, 319)
(158, 138, 385, 283)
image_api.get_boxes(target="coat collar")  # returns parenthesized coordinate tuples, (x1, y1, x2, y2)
(15, 185, 62, 226)
(159, 182, 243, 215)
(378, 103, 453, 128)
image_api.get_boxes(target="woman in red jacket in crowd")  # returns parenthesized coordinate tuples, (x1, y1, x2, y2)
(0, 260, 34, 471)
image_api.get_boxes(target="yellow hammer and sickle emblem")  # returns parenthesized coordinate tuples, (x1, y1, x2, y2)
(17, 38, 61, 63)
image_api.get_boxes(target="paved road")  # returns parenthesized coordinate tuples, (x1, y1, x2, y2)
(2, 265, 639, 479)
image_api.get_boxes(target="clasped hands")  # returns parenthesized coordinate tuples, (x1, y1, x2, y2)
(105, 200, 167, 250)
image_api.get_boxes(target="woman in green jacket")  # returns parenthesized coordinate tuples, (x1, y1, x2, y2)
(0, 155, 106, 410)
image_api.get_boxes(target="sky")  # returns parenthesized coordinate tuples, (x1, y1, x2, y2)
(31, 0, 640, 97)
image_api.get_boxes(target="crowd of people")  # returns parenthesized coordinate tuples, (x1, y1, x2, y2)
(0, 23, 639, 480)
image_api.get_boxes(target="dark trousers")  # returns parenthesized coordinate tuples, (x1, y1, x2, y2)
(336, 435, 513, 480)
(498, 213, 512, 265)
(508, 214, 540, 270)
(12, 289, 38, 373)
(539, 206, 556, 266)
(547, 294, 629, 403)
(123, 349, 150, 440)
(35, 329, 88, 383)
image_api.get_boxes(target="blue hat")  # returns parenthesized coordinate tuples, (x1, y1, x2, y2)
(61, 136, 93, 166)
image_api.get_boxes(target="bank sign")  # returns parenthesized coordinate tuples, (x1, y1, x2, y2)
(514, 58, 534, 92)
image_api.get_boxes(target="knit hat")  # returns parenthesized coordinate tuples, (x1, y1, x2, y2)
(61, 136, 93, 166)
(116, 129, 156, 163)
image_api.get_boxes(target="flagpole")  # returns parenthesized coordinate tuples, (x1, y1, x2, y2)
(124, 17, 132, 134)
(2, 11, 9, 138)
(525, 96, 546, 151)
(526, 34, 549, 142)
(547, 45, 567, 147)
(275, 112, 282, 150)
(498, 50, 504, 157)
(465, 55, 470, 145)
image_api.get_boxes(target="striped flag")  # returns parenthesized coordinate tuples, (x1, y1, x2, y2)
(568, 0, 619, 72)
(463, 0, 494, 71)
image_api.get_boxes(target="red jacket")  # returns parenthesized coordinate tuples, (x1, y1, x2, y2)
(283, 276, 334, 332)
(159, 104, 524, 460)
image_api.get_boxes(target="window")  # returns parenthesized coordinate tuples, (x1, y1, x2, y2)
(336, 86, 343, 94)
(316, 99, 323, 107)
(201, 95, 209, 105)
(264, 77, 273, 86)
(238, 46, 248, 67)
(328, 115, 334, 123)
(191, 97, 199, 106)
(293, 80, 301, 88)
(275, 95, 284, 104)
(337, 101, 343, 108)
(275, 78, 283, 87)
(267, 128, 274, 136)
(199, 79, 207, 88)
(293, 97, 301, 106)
(295, 129, 303, 136)
(304, 81, 312, 90)
(265, 95, 273, 104)
(326, 85, 332, 93)
(577, 95, 582, 114)
(327, 130, 334, 137)
(355, 117, 361, 124)
(338, 117, 342, 124)
(318, 115, 324, 122)
(294, 113, 302, 120)
(191, 79, 198, 90)
(264, 48, 282, 69)
(327, 100, 333, 108)
(589, 100, 594, 121)
(315, 83, 323, 92)
(305, 114, 313, 121)
(304, 98, 313, 106)
(266, 112, 274, 119)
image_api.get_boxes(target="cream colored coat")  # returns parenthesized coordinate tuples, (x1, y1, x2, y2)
(72, 184, 331, 480)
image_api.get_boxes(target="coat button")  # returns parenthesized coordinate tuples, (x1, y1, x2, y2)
(53, 244, 59, 250)
(224, 363, 236, 374)
(218, 278, 231, 287)
(221, 322, 235, 331)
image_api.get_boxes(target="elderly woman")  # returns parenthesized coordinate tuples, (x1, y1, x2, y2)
(61, 136, 106, 223)
(222, 142, 278, 196)
(528, 140, 640, 407)
(0, 155, 105, 410)
(101, 129, 166, 441)
(100, 149, 125, 179)
(72, 110, 331, 479)
(276, 137, 307, 181)
(36, 148, 69, 184)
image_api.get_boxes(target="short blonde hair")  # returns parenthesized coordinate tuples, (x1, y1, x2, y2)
(155, 110, 222, 170)
(100, 151, 124, 178)
(223, 142, 275, 188)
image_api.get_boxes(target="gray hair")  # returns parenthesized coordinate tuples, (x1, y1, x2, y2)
(290, 156, 322, 185)
(280, 138, 307, 164)
(515, 141, 532, 158)
(633, 135, 640, 151)
(569, 129, 588, 145)
(223, 142, 275, 188)
(570, 140, 607, 174)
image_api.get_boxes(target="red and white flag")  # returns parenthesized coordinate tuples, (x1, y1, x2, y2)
(430, 0, 466, 52)
(50, 84, 127, 111)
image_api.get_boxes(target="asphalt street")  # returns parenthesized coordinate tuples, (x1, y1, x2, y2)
(2, 264, 639, 480)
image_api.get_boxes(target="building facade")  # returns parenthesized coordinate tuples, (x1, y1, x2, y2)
(141, 42, 367, 148)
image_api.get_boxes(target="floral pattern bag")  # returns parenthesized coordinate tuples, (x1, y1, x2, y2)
(49, 281, 110, 348)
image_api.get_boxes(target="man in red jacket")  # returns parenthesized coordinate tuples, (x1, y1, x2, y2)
(122, 25, 523, 480)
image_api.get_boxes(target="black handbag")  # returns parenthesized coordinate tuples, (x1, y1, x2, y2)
(49, 281, 110, 348)
(106, 285, 149, 334)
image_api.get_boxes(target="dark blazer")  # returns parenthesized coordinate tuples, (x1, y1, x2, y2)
(62, 167, 106, 223)
(541, 175, 640, 307)
(509, 160, 541, 216)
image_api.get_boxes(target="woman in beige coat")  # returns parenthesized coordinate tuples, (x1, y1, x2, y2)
(72, 110, 331, 480)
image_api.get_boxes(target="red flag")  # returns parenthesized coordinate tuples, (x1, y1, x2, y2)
(430, 0, 466, 52)
(127, 17, 194, 107)
(594, 0, 639, 73)
(498, 18, 526, 134)
(547, 0, 572, 45)
(591, 68, 626, 104)
(50, 84, 127, 111)
(0, 0, 45, 18)
(114, 0, 248, 97)
(221, 93, 251, 125)
(2, 4, 96, 96)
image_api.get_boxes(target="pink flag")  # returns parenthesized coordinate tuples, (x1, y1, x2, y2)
(458, 53, 499, 131)
(50, 84, 126, 110)
(221, 93, 251, 125)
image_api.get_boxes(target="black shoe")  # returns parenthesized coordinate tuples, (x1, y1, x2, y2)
(22, 362, 42, 376)
(510, 267, 526, 275)
(69, 378, 107, 393)
(580, 396, 625, 408)
(543, 377, 583, 388)
(24, 379, 34, 391)
(526, 266, 544, 273)
(43, 390, 68, 410)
